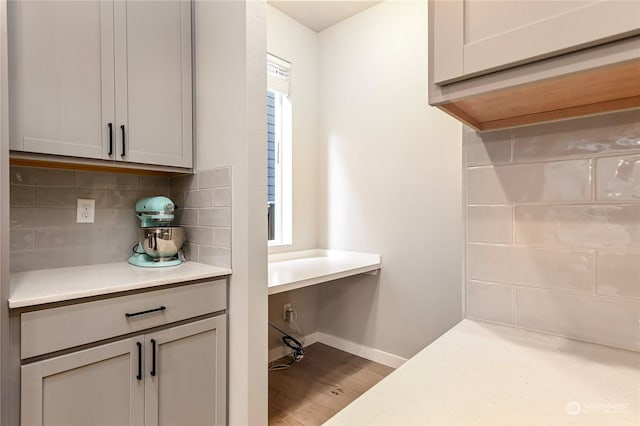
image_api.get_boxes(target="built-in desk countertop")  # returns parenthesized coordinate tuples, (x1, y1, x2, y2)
(268, 249, 381, 295)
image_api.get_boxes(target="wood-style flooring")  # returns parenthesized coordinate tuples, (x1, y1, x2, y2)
(268, 343, 395, 425)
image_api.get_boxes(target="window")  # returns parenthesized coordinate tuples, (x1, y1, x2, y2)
(267, 54, 292, 244)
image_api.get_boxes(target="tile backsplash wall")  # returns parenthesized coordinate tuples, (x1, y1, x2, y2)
(170, 167, 231, 269)
(465, 109, 640, 351)
(10, 166, 170, 272)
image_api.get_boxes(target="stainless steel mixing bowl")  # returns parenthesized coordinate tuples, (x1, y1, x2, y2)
(138, 226, 185, 259)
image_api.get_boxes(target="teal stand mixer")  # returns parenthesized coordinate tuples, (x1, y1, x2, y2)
(128, 196, 185, 267)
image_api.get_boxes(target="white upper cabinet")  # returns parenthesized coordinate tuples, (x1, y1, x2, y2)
(429, 0, 640, 131)
(8, 0, 115, 160)
(9, 0, 193, 169)
(432, 0, 640, 84)
(115, 0, 192, 168)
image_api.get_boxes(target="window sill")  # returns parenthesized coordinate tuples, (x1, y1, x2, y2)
(267, 249, 382, 295)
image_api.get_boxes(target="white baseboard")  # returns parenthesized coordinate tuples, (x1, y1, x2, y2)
(268, 330, 407, 368)
(268, 331, 320, 363)
(317, 332, 407, 368)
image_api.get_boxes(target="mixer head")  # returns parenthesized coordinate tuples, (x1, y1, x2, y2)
(135, 196, 177, 228)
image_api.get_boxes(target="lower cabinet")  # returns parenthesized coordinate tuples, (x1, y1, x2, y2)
(21, 316, 226, 426)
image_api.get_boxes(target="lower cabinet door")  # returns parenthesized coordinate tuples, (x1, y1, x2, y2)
(144, 316, 227, 426)
(21, 338, 144, 426)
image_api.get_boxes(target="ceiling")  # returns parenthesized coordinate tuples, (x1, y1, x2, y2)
(268, 1, 381, 33)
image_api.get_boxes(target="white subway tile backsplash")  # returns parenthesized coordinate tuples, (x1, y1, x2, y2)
(199, 208, 231, 227)
(184, 189, 213, 208)
(467, 205, 512, 243)
(75, 171, 139, 190)
(34, 226, 109, 249)
(10, 186, 34, 207)
(199, 246, 231, 269)
(513, 109, 640, 162)
(595, 155, 640, 202)
(515, 204, 640, 250)
(181, 243, 197, 262)
(184, 226, 214, 246)
(10, 230, 34, 251)
(465, 129, 512, 166)
(170, 166, 232, 269)
(467, 243, 595, 293)
(10, 249, 73, 272)
(467, 280, 514, 325)
(11, 208, 75, 229)
(110, 190, 143, 209)
(596, 251, 640, 300)
(9, 167, 175, 271)
(198, 168, 230, 189)
(213, 228, 231, 248)
(138, 176, 171, 193)
(467, 160, 592, 204)
(94, 209, 139, 228)
(213, 187, 231, 207)
(10, 166, 74, 187)
(516, 287, 640, 351)
(174, 208, 197, 226)
(466, 110, 640, 352)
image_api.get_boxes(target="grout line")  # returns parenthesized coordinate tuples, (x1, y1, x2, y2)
(590, 158, 596, 203)
(511, 204, 516, 245)
(513, 286, 518, 327)
(467, 278, 638, 303)
(594, 250, 599, 297)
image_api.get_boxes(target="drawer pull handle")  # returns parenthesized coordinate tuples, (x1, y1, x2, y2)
(136, 342, 142, 381)
(125, 306, 166, 318)
(150, 339, 157, 377)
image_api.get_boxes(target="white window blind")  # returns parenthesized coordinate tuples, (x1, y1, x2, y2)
(267, 53, 291, 97)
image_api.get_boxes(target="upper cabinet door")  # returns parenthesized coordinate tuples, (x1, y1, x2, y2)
(432, 0, 640, 84)
(8, 0, 115, 159)
(114, 0, 193, 169)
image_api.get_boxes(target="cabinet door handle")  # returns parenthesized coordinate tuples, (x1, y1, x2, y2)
(136, 341, 142, 381)
(150, 339, 157, 377)
(107, 123, 113, 156)
(120, 124, 126, 157)
(125, 306, 166, 318)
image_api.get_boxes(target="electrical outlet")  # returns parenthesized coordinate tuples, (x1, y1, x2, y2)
(76, 199, 95, 223)
(283, 303, 293, 322)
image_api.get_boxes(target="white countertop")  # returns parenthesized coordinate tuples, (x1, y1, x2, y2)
(9, 261, 231, 308)
(326, 320, 640, 426)
(268, 249, 381, 295)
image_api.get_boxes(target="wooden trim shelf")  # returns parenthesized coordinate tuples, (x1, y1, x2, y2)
(9, 155, 191, 177)
(437, 59, 640, 132)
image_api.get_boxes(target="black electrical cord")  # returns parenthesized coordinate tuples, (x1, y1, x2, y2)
(268, 322, 305, 370)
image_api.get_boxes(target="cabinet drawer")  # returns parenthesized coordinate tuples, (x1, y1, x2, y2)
(21, 280, 226, 359)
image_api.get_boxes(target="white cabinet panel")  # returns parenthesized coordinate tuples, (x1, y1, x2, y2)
(463, 0, 640, 77)
(431, 0, 640, 84)
(115, 0, 192, 168)
(145, 317, 227, 426)
(9, 0, 193, 169)
(21, 339, 144, 426)
(8, 0, 115, 159)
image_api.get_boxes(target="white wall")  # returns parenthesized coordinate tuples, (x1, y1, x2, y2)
(317, 1, 464, 359)
(0, 2, 12, 423)
(266, 6, 323, 358)
(267, 5, 319, 254)
(194, 1, 267, 424)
